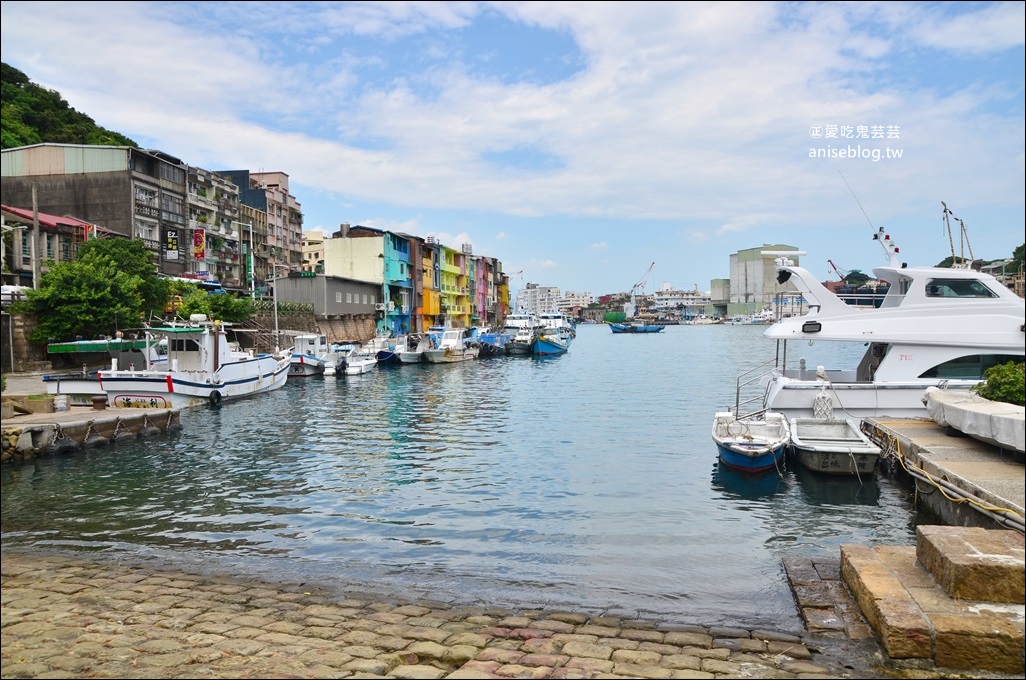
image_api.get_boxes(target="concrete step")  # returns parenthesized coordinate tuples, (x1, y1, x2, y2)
(917, 525, 1024, 604)
(840, 526, 1024, 674)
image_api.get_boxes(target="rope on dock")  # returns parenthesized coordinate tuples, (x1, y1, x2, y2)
(866, 422, 1024, 534)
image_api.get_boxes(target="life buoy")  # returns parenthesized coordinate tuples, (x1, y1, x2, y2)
(209, 390, 222, 407)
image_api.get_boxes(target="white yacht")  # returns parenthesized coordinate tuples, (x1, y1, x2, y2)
(757, 228, 1024, 420)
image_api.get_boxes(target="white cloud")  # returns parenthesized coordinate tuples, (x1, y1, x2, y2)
(1, 1, 1021, 292)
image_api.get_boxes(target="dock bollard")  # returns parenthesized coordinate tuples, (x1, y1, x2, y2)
(91, 395, 108, 410)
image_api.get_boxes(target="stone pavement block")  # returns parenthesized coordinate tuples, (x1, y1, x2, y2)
(611, 661, 673, 678)
(560, 641, 613, 660)
(917, 525, 1025, 604)
(390, 663, 447, 679)
(840, 544, 933, 659)
(932, 613, 1025, 674)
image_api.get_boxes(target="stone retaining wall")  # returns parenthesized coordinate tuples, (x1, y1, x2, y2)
(1, 409, 182, 463)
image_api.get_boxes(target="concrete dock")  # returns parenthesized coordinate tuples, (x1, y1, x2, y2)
(2, 373, 182, 462)
(784, 417, 1025, 675)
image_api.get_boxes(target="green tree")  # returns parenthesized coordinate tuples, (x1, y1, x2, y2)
(2, 62, 138, 149)
(843, 269, 871, 286)
(176, 289, 253, 323)
(26, 237, 169, 342)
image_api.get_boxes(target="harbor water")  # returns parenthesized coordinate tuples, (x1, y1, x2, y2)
(0, 323, 926, 632)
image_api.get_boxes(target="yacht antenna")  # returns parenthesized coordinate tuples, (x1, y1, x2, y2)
(838, 171, 876, 231)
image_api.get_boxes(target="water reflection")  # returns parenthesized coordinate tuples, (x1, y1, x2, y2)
(1, 324, 920, 630)
(793, 463, 882, 506)
(710, 462, 788, 500)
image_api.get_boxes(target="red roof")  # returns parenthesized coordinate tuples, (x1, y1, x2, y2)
(0, 204, 110, 232)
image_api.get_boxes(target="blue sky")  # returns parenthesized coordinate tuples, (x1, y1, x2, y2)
(2, 1, 1023, 298)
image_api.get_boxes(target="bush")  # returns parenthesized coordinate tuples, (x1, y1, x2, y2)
(971, 361, 1025, 406)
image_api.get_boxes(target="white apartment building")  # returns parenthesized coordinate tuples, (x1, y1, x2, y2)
(514, 284, 594, 317)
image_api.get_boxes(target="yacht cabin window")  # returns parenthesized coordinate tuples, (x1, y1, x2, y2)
(924, 278, 999, 298)
(918, 354, 1023, 380)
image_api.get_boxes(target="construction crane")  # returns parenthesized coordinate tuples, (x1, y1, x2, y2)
(625, 262, 655, 319)
(827, 259, 848, 282)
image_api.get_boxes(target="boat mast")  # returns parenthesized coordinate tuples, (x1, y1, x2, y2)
(941, 201, 975, 269)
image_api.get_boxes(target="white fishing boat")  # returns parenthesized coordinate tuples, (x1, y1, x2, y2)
(288, 333, 329, 378)
(398, 334, 430, 364)
(339, 345, 378, 375)
(423, 328, 479, 364)
(755, 222, 1025, 419)
(98, 315, 291, 408)
(43, 335, 168, 405)
(320, 342, 350, 377)
(789, 417, 882, 476)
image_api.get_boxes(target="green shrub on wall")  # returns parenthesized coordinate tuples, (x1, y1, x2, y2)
(971, 361, 1025, 406)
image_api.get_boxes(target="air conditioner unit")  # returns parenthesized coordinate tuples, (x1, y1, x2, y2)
(387, 301, 395, 312)
(374, 303, 386, 311)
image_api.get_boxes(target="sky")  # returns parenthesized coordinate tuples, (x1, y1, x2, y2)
(1, 1, 1023, 298)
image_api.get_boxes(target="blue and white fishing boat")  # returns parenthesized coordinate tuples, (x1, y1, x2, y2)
(288, 333, 330, 377)
(532, 311, 575, 356)
(98, 315, 291, 409)
(711, 411, 790, 474)
(609, 321, 664, 333)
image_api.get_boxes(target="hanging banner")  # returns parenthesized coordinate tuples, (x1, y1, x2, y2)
(193, 228, 206, 260)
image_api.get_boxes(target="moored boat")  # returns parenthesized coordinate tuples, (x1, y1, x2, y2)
(43, 335, 168, 405)
(754, 222, 1025, 420)
(288, 333, 329, 377)
(502, 313, 539, 355)
(340, 345, 378, 375)
(532, 311, 575, 356)
(609, 321, 664, 333)
(477, 329, 511, 357)
(788, 417, 882, 476)
(98, 315, 291, 409)
(423, 328, 479, 364)
(711, 411, 790, 474)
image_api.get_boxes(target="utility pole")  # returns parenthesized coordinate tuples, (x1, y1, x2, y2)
(31, 184, 40, 289)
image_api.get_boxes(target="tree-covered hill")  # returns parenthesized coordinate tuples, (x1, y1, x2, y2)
(1, 62, 138, 149)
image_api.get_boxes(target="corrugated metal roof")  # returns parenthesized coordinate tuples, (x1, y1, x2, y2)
(0, 204, 110, 232)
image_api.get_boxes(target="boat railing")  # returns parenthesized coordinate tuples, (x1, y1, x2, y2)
(731, 358, 778, 419)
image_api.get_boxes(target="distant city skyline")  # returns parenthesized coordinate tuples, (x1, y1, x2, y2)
(2, 2, 1022, 297)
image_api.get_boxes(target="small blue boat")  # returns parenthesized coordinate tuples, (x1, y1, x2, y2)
(475, 329, 511, 357)
(609, 322, 664, 333)
(711, 411, 790, 474)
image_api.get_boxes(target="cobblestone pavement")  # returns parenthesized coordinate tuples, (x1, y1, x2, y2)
(0, 551, 909, 679)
